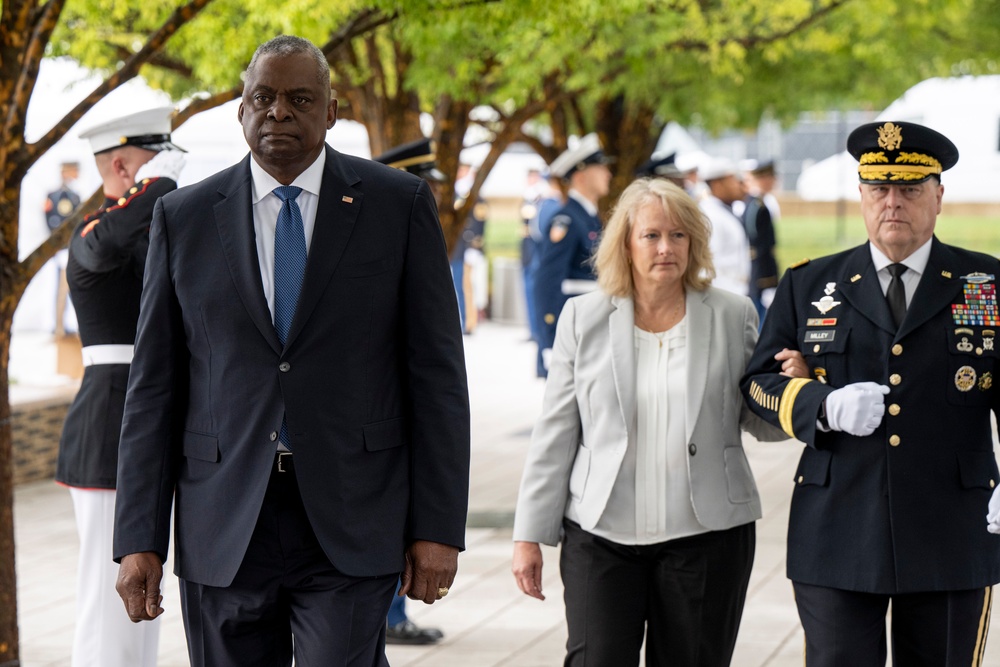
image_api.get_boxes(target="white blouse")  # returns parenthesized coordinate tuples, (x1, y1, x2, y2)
(567, 316, 706, 545)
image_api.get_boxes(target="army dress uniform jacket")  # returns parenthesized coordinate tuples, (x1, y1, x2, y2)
(740, 238, 1000, 594)
(56, 176, 178, 489)
(533, 197, 602, 357)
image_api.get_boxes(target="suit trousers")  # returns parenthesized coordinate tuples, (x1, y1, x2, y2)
(560, 519, 755, 667)
(793, 581, 994, 667)
(69, 488, 161, 667)
(179, 454, 398, 667)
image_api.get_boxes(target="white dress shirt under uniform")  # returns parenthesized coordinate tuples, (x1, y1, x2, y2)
(870, 237, 932, 307)
(566, 318, 705, 545)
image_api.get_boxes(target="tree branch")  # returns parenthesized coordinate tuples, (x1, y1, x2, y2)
(26, 0, 215, 166)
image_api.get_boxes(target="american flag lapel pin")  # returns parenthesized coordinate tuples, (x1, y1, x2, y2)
(342, 196, 354, 203)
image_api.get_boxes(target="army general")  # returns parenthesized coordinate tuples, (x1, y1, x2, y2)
(741, 121, 1000, 666)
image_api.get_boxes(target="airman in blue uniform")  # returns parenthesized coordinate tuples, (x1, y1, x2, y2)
(533, 134, 612, 376)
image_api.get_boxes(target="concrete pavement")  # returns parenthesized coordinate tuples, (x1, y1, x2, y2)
(12, 321, 1000, 665)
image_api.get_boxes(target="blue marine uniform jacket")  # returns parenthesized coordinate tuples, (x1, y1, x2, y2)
(533, 197, 601, 356)
(740, 238, 1000, 594)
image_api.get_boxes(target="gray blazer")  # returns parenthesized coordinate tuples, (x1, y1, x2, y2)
(513, 287, 786, 546)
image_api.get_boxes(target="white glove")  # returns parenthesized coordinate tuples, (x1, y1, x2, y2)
(987, 485, 1000, 534)
(135, 149, 185, 183)
(824, 382, 890, 437)
(761, 287, 776, 309)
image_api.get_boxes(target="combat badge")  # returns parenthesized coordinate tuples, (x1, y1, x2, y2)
(824, 282, 837, 296)
(984, 330, 995, 351)
(811, 295, 841, 315)
(955, 365, 977, 392)
(979, 372, 993, 391)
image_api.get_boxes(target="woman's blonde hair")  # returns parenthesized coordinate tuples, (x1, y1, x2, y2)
(594, 178, 715, 297)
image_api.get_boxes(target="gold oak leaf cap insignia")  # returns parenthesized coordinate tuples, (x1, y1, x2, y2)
(847, 120, 958, 185)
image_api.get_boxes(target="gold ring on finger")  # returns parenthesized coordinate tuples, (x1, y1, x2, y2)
(437, 586, 450, 598)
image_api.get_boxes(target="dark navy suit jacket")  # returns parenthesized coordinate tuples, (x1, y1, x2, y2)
(113, 145, 470, 587)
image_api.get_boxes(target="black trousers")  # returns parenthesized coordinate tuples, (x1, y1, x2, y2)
(560, 519, 755, 667)
(793, 581, 994, 667)
(179, 454, 398, 667)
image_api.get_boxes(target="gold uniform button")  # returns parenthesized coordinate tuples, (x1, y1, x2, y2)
(797, 476, 804, 484)
(813, 344, 821, 353)
(888, 403, 900, 416)
(889, 374, 902, 386)
(991, 479, 997, 489)
(891, 344, 903, 356)
(129, 186, 138, 194)
(889, 434, 901, 447)
(977, 348, 983, 356)
(117, 197, 127, 205)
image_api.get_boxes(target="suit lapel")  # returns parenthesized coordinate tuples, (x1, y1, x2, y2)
(897, 238, 962, 340)
(609, 296, 637, 436)
(284, 146, 362, 349)
(214, 156, 282, 353)
(835, 244, 896, 335)
(684, 289, 710, 444)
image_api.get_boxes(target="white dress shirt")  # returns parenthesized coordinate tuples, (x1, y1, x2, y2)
(567, 317, 705, 545)
(250, 151, 326, 318)
(869, 237, 932, 306)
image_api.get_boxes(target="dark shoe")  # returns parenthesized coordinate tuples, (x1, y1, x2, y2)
(385, 620, 443, 645)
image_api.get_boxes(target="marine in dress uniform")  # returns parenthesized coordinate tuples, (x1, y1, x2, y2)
(533, 133, 611, 376)
(740, 121, 1000, 666)
(371, 137, 449, 646)
(57, 106, 184, 667)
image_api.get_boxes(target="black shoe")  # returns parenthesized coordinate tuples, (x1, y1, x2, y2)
(385, 620, 443, 645)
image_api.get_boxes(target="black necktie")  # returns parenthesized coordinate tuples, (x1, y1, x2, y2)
(886, 263, 907, 328)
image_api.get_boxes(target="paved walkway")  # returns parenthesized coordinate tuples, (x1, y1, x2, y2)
(12, 321, 1000, 665)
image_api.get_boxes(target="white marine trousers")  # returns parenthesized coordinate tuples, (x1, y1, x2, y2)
(69, 487, 160, 667)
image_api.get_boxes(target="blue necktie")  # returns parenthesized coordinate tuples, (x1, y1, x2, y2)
(272, 185, 305, 448)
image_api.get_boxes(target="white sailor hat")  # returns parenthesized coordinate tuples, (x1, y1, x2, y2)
(548, 133, 610, 180)
(699, 157, 738, 182)
(78, 106, 185, 155)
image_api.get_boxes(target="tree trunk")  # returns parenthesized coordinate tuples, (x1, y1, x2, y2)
(595, 96, 662, 219)
(0, 302, 19, 665)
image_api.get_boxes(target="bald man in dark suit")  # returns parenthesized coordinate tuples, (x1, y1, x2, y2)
(113, 35, 469, 667)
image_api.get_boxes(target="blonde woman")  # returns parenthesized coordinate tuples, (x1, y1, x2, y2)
(512, 179, 793, 666)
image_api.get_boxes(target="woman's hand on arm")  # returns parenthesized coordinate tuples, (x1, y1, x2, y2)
(512, 541, 546, 600)
(775, 347, 809, 379)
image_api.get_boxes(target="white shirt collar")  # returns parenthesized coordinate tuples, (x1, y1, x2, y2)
(249, 149, 326, 204)
(568, 189, 599, 217)
(869, 237, 932, 277)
